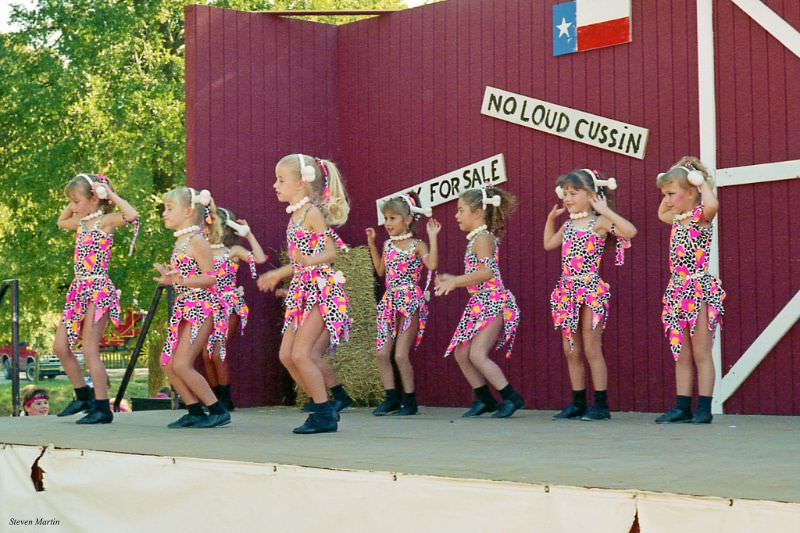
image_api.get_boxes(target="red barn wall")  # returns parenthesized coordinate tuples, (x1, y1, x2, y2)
(184, 1, 800, 414)
(185, 5, 339, 406)
(713, 0, 800, 414)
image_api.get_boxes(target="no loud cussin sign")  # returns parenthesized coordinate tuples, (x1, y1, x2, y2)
(481, 86, 649, 159)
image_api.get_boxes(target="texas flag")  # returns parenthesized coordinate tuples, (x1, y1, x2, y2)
(553, 0, 632, 57)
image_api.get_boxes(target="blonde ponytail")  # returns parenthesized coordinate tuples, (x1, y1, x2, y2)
(277, 154, 350, 227)
(319, 159, 350, 227)
(205, 197, 223, 244)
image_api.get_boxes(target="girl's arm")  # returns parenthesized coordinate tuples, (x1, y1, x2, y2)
(228, 245, 249, 263)
(102, 190, 139, 232)
(416, 241, 431, 268)
(698, 182, 719, 223)
(591, 195, 638, 239)
(657, 197, 674, 224)
(57, 204, 80, 231)
(152, 239, 216, 289)
(422, 218, 440, 270)
(229, 226, 268, 264)
(436, 267, 492, 296)
(235, 220, 268, 263)
(297, 235, 337, 267)
(256, 264, 293, 292)
(434, 234, 493, 296)
(365, 227, 385, 276)
(273, 264, 294, 279)
(543, 204, 566, 251)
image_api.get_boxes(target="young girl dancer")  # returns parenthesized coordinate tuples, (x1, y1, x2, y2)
(366, 193, 440, 416)
(435, 185, 524, 418)
(55, 173, 138, 424)
(155, 187, 230, 429)
(257, 154, 351, 434)
(203, 208, 268, 410)
(544, 169, 637, 421)
(655, 157, 725, 424)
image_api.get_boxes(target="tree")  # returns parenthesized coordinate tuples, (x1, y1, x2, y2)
(0, 1, 409, 350)
(0, 1, 187, 349)
(215, 0, 408, 24)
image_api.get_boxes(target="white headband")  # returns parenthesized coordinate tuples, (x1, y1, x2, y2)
(298, 154, 316, 183)
(555, 169, 617, 199)
(582, 168, 618, 192)
(79, 173, 108, 199)
(398, 194, 432, 218)
(657, 164, 705, 186)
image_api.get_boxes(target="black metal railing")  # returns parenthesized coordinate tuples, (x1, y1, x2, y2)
(113, 284, 173, 412)
(1, 279, 21, 416)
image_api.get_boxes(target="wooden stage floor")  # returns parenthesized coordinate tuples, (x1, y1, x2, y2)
(2, 406, 798, 503)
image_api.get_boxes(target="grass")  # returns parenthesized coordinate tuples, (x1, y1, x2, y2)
(0, 374, 150, 417)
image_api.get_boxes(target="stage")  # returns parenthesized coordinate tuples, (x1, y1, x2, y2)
(2, 407, 799, 532)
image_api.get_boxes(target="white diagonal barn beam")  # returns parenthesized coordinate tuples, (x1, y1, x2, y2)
(730, 0, 800, 59)
(713, 291, 800, 411)
(717, 159, 800, 187)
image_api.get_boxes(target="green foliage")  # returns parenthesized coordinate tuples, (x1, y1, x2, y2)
(0, 1, 186, 349)
(215, 0, 408, 24)
(0, 0, 407, 351)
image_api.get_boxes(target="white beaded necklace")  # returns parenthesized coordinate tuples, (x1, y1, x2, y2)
(81, 209, 104, 222)
(210, 243, 225, 249)
(286, 196, 310, 214)
(673, 210, 694, 222)
(466, 224, 488, 241)
(389, 232, 413, 241)
(569, 211, 590, 220)
(173, 225, 201, 238)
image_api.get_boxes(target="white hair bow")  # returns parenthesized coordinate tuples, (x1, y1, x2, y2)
(191, 188, 212, 206)
(225, 219, 250, 237)
(481, 188, 501, 208)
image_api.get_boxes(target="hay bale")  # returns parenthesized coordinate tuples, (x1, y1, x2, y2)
(146, 327, 169, 397)
(284, 246, 383, 407)
(325, 246, 383, 406)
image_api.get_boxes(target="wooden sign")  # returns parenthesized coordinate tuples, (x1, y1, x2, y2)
(375, 154, 507, 224)
(481, 86, 648, 159)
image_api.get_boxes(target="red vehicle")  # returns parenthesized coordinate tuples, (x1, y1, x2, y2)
(0, 343, 39, 381)
(99, 310, 146, 352)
